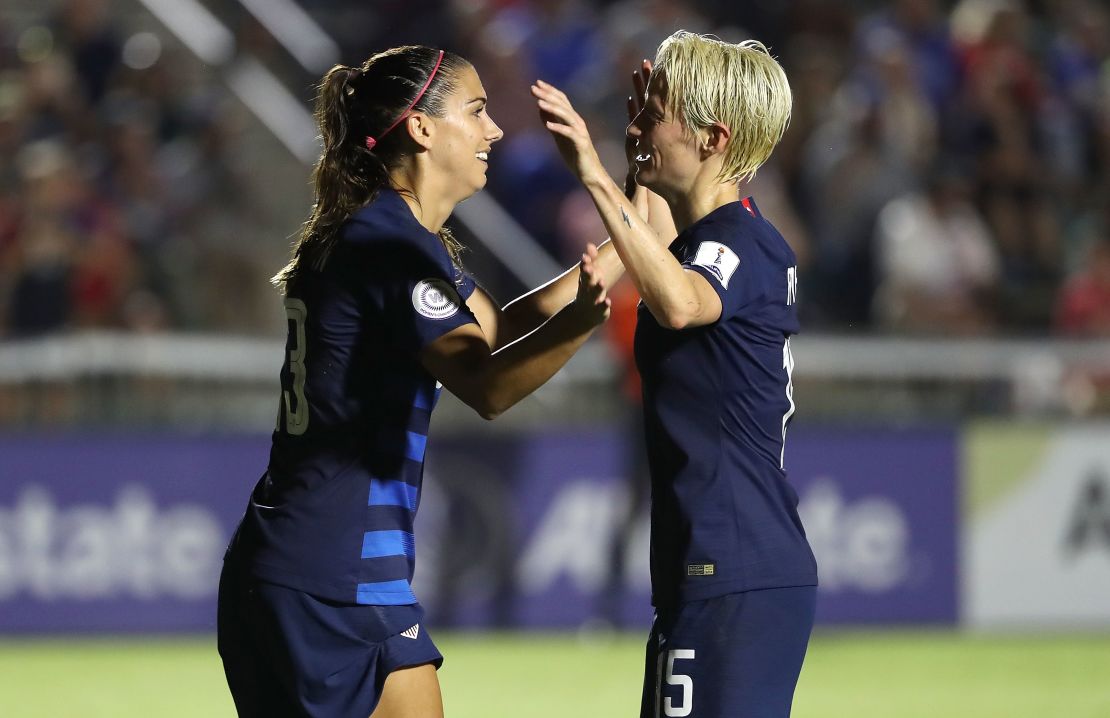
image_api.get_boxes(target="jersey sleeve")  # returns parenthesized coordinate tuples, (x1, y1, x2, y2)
(681, 230, 761, 321)
(347, 225, 479, 352)
(402, 269, 478, 351)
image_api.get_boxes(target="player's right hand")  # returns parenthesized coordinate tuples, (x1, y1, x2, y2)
(532, 80, 606, 187)
(575, 242, 611, 326)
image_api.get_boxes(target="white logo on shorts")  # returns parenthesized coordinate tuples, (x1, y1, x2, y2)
(412, 279, 461, 320)
(401, 624, 420, 640)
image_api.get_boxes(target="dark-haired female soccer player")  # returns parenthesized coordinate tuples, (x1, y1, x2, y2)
(217, 45, 643, 718)
(533, 31, 819, 718)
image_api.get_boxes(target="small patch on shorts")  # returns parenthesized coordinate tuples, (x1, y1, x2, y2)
(687, 564, 716, 577)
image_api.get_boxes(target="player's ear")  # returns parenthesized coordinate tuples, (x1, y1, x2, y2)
(701, 122, 731, 158)
(405, 112, 435, 151)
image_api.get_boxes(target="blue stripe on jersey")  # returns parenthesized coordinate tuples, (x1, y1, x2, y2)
(404, 431, 427, 462)
(412, 383, 436, 411)
(369, 478, 418, 510)
(356, 579, 417, 606)
(361, 530, 415, 559)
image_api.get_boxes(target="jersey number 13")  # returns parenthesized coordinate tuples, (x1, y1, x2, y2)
(278, 298, 309, 436)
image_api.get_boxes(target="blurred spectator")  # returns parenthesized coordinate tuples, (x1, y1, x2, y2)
(1043, 0, 1108, 192)
(799, 89, 916, 326)
(858, 25, 940, 171)
(856, 0, 959, 113)
(873, 160, 999, 334)
(951, 0, 1063, 328)
(18, 53, 83, 141)
(51, 0, 119, 105)
(7, 141, 76, 334)
(6, 139, 134, 335)
(1054, 235, 1110, 337)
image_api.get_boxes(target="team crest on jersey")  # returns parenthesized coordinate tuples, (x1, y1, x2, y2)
(689, 241, 740, 289)
(412, 279, 462, 320)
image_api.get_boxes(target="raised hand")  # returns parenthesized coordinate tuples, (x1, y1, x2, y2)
(531, 79, 606, 185)
(575, 242, 612, 325)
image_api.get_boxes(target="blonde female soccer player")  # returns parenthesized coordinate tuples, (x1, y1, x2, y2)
(217, 45, 624, 718)
(533, 31, 818, 718)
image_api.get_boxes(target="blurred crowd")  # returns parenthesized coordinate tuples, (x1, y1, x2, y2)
(0, 0, 264, 338)
(425, 0, 1110, 337)
(2, 0, 1109, 339)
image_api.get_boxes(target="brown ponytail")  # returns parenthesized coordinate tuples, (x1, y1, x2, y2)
(273, 46, 469, 293)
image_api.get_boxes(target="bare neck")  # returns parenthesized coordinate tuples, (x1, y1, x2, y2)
(389, 164, 456, 234)
(666, 181, 740, 234)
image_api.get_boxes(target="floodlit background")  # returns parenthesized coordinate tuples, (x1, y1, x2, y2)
(1, 0, 1109, 716)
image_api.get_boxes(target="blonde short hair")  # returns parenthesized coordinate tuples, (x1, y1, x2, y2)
(653, 31, 792, 184)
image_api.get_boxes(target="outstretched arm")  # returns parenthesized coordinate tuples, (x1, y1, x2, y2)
(466, 62, 670, 350)
(468, 238, 624, 351)
(532, 80, 721, 330)
(422, 243, 611, 419)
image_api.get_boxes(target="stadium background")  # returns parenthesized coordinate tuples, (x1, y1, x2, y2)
(1, 0, 1109, 715)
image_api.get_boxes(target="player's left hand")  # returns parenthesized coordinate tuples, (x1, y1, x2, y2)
(574, 241, 612, 326)
(532, 79, 606, 186)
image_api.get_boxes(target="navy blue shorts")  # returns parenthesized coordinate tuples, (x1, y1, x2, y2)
(217, 559, 443, 718)
(640, 586, 816, 718)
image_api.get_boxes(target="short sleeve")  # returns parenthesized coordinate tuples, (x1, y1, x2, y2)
(345, 226, 479, 353)
(401, 269, 478, 351)
(682, 234, 761, 321)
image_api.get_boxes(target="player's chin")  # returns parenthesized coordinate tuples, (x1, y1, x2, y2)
(635, 166, 659, 190)
(459, 173, 487, 200)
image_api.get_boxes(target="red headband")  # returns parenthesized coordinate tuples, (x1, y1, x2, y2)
(365, 49, 445, 151)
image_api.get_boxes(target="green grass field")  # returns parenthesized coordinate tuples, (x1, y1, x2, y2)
(2, 631, 1108, 717)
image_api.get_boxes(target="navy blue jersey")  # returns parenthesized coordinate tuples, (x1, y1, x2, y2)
(236, 188, 477, 606)
(634, 197, 817, 608)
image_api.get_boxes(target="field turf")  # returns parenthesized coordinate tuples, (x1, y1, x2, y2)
(1, 631, 1108, 717)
